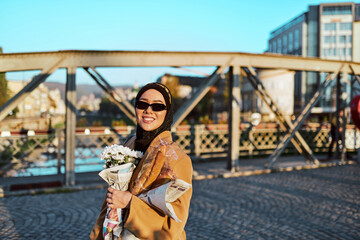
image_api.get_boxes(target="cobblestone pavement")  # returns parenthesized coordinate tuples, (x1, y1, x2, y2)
(1, 164, 359, 240)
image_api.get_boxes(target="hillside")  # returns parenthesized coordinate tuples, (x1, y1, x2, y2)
(43, 82, 130, 101)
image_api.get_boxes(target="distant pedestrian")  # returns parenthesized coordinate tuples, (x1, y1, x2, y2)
(327, 109, 344, 160)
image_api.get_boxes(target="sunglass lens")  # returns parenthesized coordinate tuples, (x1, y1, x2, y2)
(136, 101, 149, 110)
(151, 104, 167, 111)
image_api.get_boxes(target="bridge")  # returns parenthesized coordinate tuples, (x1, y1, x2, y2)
(1, 50, 360, 186)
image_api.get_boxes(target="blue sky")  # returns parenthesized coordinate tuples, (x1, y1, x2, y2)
(0, 0, 354, 86)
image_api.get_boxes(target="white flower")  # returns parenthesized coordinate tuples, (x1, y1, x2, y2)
(100, 144, 143, 168)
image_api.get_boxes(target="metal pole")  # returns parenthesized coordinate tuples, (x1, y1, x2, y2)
(56, 128, 62, 174)
(350, 75, 357, 155)
(194, 124, 202, 160)
(65, 67, 76, 186)
(227, 66, 241, 171)
(341, 106, 348, 162)
(335, 74, 341, 158)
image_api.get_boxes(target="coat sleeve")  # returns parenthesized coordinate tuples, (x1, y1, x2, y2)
(124, 153, 193, 240)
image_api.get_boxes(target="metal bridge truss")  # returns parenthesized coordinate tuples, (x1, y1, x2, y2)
(0, 51, 359, 185)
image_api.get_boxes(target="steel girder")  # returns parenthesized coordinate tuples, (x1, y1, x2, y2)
(1, 50, 359, 74)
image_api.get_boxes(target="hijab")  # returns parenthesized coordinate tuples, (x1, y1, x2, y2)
(134, 82, 174, 153)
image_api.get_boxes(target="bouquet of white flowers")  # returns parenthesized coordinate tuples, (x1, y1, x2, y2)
(98, 144, 143, 240)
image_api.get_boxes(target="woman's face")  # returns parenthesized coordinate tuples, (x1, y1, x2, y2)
(136, 89, 167, 131)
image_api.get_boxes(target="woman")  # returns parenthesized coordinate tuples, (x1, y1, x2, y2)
(90, 82, 193, 240)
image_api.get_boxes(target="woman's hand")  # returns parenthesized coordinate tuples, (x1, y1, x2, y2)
(106, 187, 133, 209)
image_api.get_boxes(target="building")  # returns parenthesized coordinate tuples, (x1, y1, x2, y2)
(158, 73, 204, 99)
(77, 93, 101, 112)
(7, 80, 65, 118)
(240, 68, 296, 122)
(267, 2, 360, 116)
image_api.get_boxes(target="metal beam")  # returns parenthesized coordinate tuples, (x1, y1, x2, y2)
(349, 64, 360, 85)
(242, 67, 318, 164)
(0, 57, 64, 121)
(172, 65, 229, 128)
(91, 67, 135, 116)
(227, 66, 241, 172)
(1, 51, 359, 74)
(83, 67, 136, 123)
(65, 67, 76, 186)
(265, 68, 342, 168)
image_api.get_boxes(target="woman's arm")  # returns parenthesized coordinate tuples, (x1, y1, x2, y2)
(89, 193, 108, 240)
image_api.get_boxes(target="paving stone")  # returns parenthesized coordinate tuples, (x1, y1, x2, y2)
(0, 164, 359, 239)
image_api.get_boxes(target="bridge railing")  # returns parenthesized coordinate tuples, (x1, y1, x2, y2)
(0, 124, 358, 177)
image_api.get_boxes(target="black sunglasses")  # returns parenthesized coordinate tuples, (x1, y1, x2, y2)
(135, 101, 167, 111)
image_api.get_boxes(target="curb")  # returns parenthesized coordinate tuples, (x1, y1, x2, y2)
(1, 183, 107, 197)
(192, 160, 357, 180)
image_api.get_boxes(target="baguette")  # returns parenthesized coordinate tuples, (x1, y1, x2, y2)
(130, 145, 166, 195)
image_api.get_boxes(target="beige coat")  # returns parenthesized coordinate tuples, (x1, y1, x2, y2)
(90, 131, 193, 240)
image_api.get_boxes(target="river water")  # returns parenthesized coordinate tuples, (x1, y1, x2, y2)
(14, 148, 104, 177)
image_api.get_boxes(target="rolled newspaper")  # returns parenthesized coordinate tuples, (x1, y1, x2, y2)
(138, 178, 192, 222)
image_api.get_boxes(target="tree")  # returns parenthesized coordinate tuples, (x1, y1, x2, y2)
(98, 96, 122, 116)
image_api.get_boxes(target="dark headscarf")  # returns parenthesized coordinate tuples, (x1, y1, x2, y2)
(134, 82, 174, 153)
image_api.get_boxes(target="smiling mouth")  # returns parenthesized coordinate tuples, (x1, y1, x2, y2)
(142, 117, 155, 123)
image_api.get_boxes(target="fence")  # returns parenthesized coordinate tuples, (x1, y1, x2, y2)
(0, 124, 359, 177)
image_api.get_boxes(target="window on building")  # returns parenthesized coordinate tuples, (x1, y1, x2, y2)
(348, 48, 352, 56)
(277, 38, 282, 53)
(322, 48, 327, 57)
(283, 35, 287, 53)
(324, 23, 330, 31)
(294, 29, 299, 50)
(323, 6, 352, 15)
(356, 4, 360, 20)
(341, 48, 346, 56)
(288, 32, 293, 52)
(339, 35, 346, 43)
(332, 36, 336, 43)
(340, 22, 352, 30)
(324, 23, 336, 31)
(273, 42, 276, 53)
(332, 48, 337, 56)
(324, 36, 331, 43)
(348, 35, 352, 43)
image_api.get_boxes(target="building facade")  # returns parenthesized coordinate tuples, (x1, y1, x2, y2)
(267, 2, 360, 116)
(7, 80, 65, 118)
